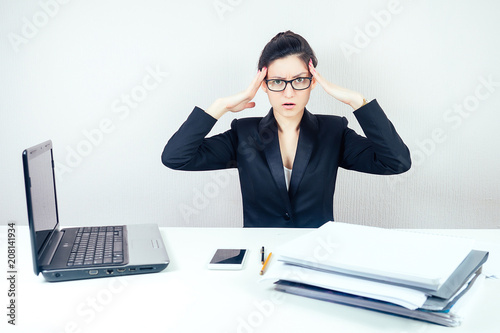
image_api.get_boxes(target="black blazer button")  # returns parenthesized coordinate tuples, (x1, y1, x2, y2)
(283, 213, 291, 221)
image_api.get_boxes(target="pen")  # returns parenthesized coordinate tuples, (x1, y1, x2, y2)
(260, 252, 272, 275)
(261, 246, 264, 264)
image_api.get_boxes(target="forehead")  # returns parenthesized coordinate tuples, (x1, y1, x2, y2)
(267, 55, 308, 78)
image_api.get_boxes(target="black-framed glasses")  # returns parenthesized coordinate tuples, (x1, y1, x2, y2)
(265, 77, 313, 92)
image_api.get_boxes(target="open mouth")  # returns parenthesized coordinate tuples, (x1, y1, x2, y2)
(282, 103, 296, 109)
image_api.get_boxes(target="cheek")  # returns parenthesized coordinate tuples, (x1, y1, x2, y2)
(297, 91, 311, 105)
(267, 93, 281, 105)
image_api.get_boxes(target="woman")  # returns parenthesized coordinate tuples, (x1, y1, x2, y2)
(162, 31, 411, 228)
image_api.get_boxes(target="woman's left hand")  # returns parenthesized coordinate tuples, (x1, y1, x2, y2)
(309, 59, 366, 110)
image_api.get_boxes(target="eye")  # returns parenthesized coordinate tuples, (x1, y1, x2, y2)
(295, 78, 305, 83)
(271, 80, 283, 85)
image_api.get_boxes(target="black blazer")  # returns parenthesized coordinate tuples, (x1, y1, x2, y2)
(162, 100, 411, 228)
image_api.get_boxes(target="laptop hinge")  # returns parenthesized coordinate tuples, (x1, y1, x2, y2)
(39, 229, 65, 267)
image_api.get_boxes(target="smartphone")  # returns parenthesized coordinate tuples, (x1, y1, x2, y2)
(207, 249, 248, 270)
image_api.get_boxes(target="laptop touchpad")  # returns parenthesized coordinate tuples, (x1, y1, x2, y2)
(131, 239, 159, 249)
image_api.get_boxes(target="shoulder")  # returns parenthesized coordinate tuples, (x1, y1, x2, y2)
(307, 112, 348, 131)
(232, 116, 262, 126)
(230, 116, 262, 133)
(314, 113, 346, 123)
(231, 108, 274, 133)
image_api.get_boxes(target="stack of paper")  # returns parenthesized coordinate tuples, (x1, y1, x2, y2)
(264, 222, 489, 327)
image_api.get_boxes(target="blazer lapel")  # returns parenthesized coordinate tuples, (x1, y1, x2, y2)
(289, 108, 318, 198)
(259, 109, 292, 212)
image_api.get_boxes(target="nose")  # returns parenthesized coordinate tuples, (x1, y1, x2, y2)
(283, 83, 296, 98)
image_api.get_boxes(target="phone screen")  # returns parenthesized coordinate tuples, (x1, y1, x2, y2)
(210, 249, 247, 265)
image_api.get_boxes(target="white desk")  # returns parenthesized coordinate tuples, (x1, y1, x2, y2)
(1, 226, 499, 333)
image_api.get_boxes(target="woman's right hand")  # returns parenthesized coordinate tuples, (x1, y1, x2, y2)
(206, 67, 267, 119)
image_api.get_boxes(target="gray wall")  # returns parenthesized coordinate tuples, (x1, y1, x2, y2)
(1, 0, 499, 228)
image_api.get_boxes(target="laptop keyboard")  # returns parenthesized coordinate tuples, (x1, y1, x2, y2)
(67, 226, 125, 267)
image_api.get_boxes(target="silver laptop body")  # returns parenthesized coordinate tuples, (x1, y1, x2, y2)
(22, 140, 169, 282)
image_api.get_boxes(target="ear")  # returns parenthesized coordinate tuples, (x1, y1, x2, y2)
(310, 76, 317, 90)
(260, 81, 268, 94)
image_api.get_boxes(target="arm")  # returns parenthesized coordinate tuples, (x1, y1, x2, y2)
(309, 60, 411, 174)
(341, 100, 411, 174)
(161, 107, 237, 170)
(309, 59, 366, 110)
(205, 67, 268, 119)
(161, 68, 268, 170)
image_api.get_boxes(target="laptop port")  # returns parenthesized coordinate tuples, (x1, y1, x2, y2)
(116, 268, 126, 273)
(129, 268, 136, 272)
(106, 269, 114, 275)
(139, 267, 154, 271)
(89, 270, 98, 275)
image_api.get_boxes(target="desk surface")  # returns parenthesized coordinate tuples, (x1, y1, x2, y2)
(1, 226, 499, 333)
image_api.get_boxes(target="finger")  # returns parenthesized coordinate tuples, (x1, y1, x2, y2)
(245, 102, 256, 109)
(249, 67, 265, 86)
(259, 66, 268, 79)
(308, 59, 315, 73)
(225, 101, 256, 112)
(227, 68, 267, 111)
(246, 67, 267, 99)
(308, 59, 320, 80)
(251, 67, 267, 92)
(309, 60, 326, 87)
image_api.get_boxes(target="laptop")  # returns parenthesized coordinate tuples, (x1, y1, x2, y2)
(22, 140, 170, 282)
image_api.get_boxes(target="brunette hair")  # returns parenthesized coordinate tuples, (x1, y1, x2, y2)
(258, 31, 318, 71)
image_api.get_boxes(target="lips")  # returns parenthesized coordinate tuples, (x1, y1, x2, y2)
(282, 103, 296, 110)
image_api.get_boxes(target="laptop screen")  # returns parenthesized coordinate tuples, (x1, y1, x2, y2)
(23, 141, 59, 257)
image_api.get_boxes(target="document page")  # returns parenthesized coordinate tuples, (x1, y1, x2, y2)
(277, 222, 474, 290)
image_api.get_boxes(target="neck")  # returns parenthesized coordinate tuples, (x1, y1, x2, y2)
(274, 109, 303, 133)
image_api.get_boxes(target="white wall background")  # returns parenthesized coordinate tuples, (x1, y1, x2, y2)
(1, 0, 499, 229)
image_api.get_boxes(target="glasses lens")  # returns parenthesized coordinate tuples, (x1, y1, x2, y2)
(291, 78, 311, 90)
(267, 79, 285, 91)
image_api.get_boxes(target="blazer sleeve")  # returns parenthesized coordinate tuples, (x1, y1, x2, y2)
(161, 107, 238, 170)
(340, 99, 411, 175)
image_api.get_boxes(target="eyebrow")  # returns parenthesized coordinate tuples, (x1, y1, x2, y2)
(268, 72, 310, 80)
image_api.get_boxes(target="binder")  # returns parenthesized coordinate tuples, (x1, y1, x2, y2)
(274, 271, 485, 328)
(264, 250, 488, 311)
(277, 222, 474, 290)
(266, 222, 490, 326)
